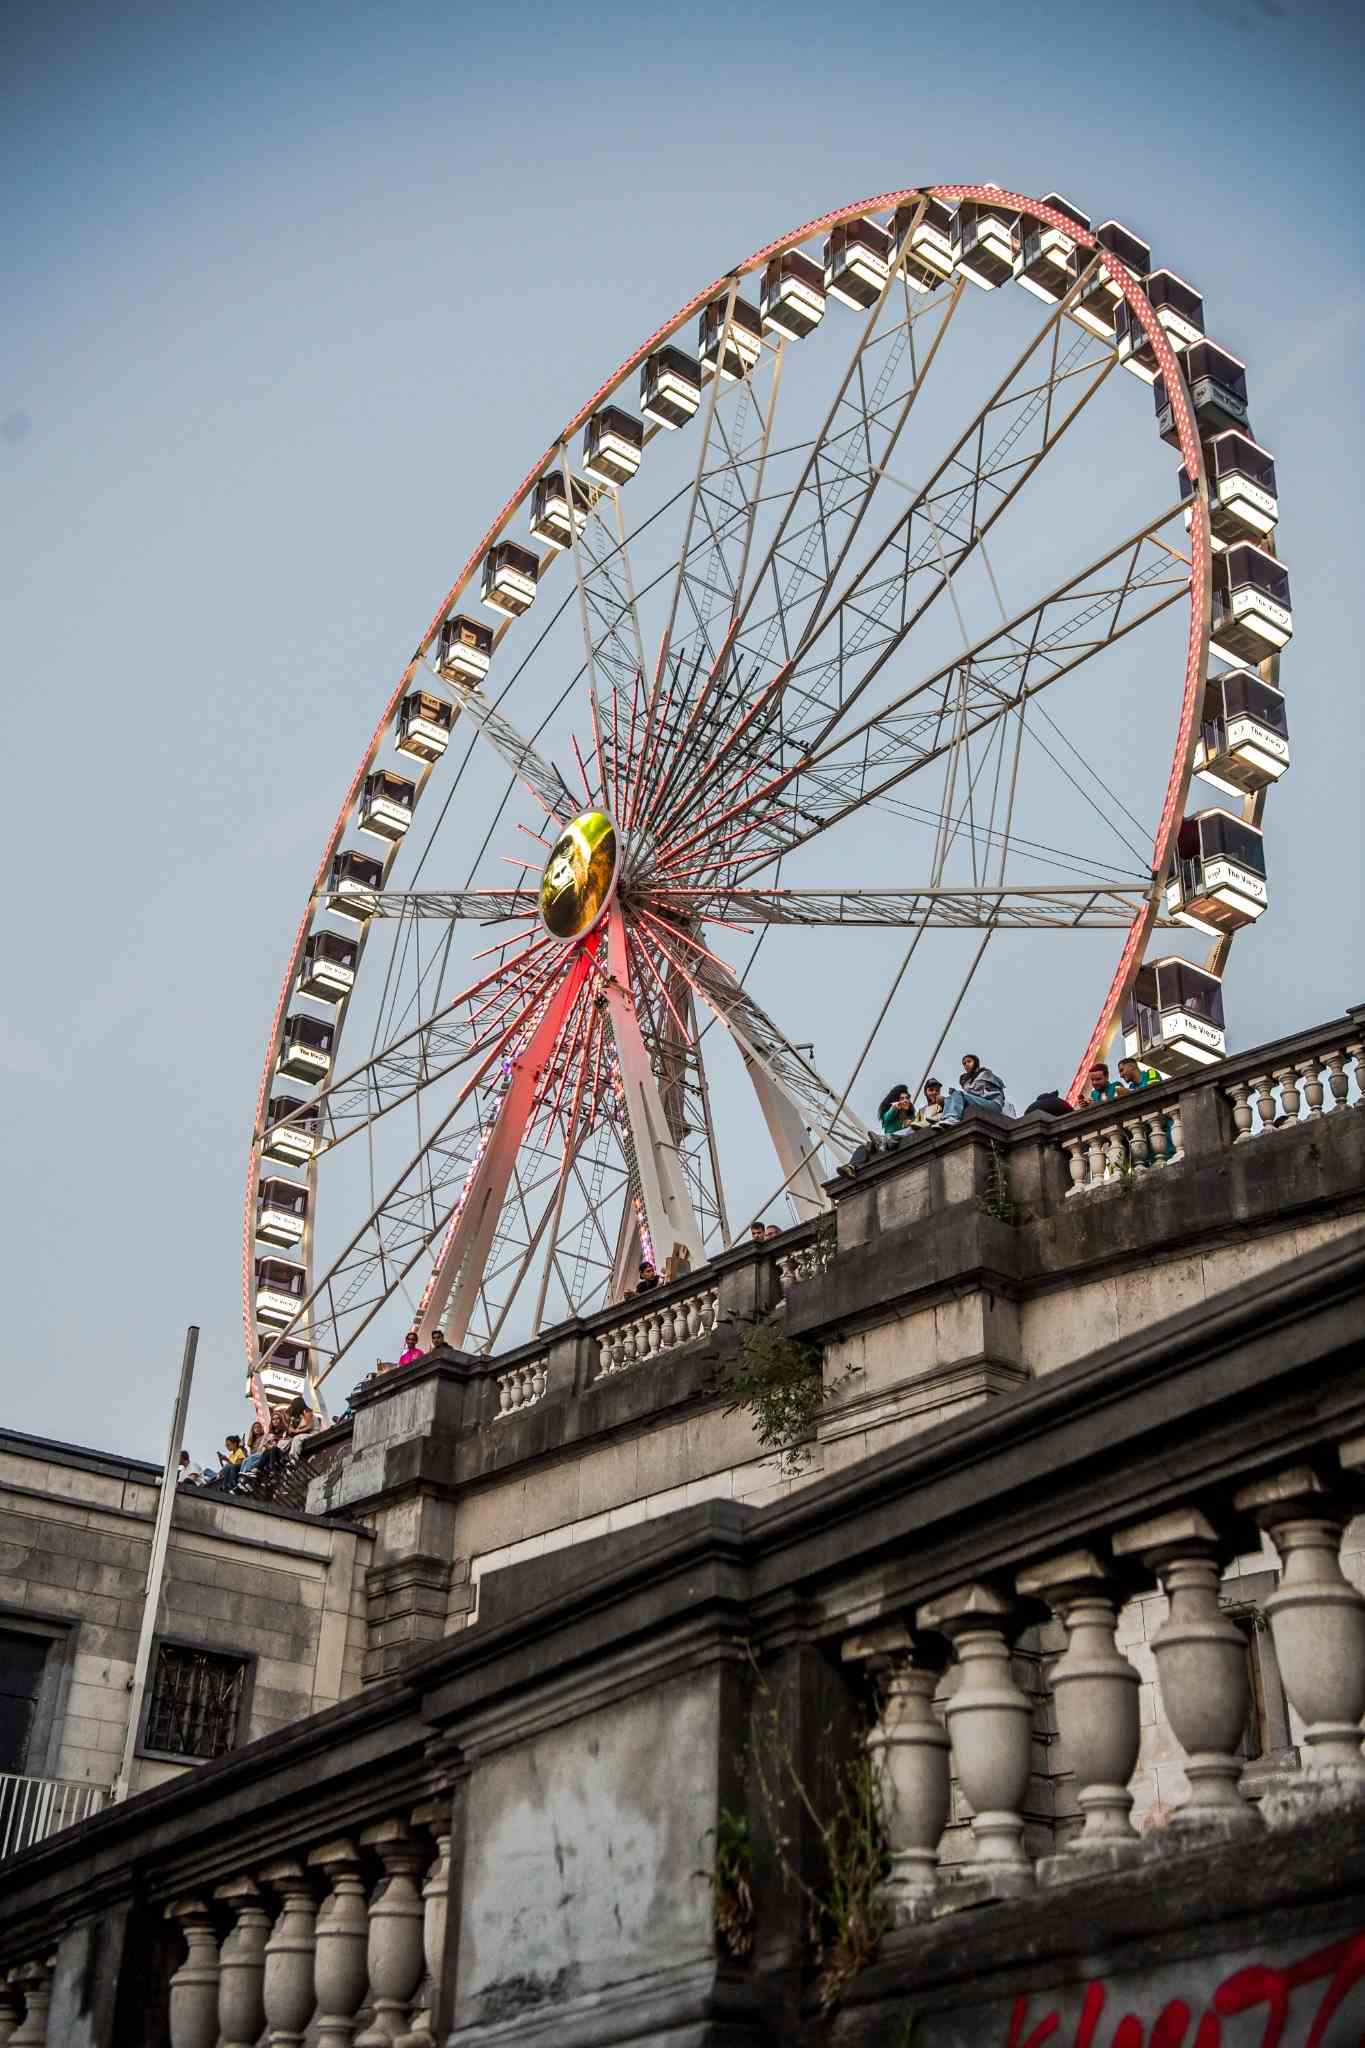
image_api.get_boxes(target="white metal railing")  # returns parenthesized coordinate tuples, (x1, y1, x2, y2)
(597, 1282, 721, 1376)
(1226, 1036, 1363, 1141)
(0, 1773, 107, 1860)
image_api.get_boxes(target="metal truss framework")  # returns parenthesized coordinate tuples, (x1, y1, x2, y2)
(246, 185, 1235, 1405)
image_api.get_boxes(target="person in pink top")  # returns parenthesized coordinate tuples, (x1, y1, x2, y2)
(398, 1329, 425, 1367)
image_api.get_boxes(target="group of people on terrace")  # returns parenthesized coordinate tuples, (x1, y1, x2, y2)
(177, 1397, 317, 1493)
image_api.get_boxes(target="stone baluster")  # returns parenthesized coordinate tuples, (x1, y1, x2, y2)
(1248, 1073, 1276, 1134)
(167, 1897, 221, 2048)
(597, 1329, 613, 1375)
(916, 1584, 1035, 1892)
(706, 1285, 720, 1335)
(1113, 1509, 1258, 1834)
(396, 1805, 452, 2048)
(1273, 1065, 1301, 1125)
(0, 1974, 21, 2046)
(1140, 1107, 1170, 1166)
(497, 1373, 512, 1415)
(1225, 1079, 1254, 1143)
(1323, 1048, 1352, 1112)
(531, 1360, 547, 1401)
(262, 1859, 320, 2046)
(685, 1292, 702, 1338)
(355, 1822, 429, 2046)
(1100, 1122, 1126, 1180)
(1296, 1056, 1325, 1118)
(1349, 1042, 1365, 1105)
(1083, 1127, 1106, 1187)
(843, 1623, 950, 1925)
(1233, 1466, 1365, 1806)
(1122, 1112, 1151, 1172)
(309, 1838, 371, 2048)
(674, 1298, 689, 1347)
(1016, 1552, 1142, 1874)
(216, 1877, 271, 2048)
(1167, 1099, 1184, 1161)
(9, 1962, 53, 2048)
(1061, 1135, 1087, 1195)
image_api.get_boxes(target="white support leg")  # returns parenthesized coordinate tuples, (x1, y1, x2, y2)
(419, 951, 594, 1346)
(603, 906, 705, 1271)
(739, 1049, 829, 1222)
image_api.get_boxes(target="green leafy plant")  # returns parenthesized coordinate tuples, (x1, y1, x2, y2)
(702, 1807, 756, 1959)
(717, 1315, 852, 1475)
(976, 1142, 1021, 1225)
(743, 1648, 891, 2013)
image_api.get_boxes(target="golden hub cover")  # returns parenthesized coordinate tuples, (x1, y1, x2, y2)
(540, 810, 619, 939)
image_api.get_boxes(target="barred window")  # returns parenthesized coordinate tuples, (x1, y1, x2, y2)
(143, 1645, 248, 1760)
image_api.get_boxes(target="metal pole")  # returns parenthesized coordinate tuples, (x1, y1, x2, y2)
(112, 1323, 198, 1804)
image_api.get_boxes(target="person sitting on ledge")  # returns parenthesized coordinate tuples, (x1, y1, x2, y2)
(1023, 1088, 1074, 1117)
(398, 1328, 424, 1366)
(940, 1053, 1008, 1126)
(635, 1259, 660, 1294)
(217, 1435, 246, 1492)
(919, 1078, 946, 1125)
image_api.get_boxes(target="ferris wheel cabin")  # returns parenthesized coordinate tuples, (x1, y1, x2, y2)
(262, 1095, 320, 1164)
(1194, 671, 1289, 797)
(529, 473, 590, 552)
(890, 198, 956, 292)
(278, 1013, 334, 1082)
(481, 542, 539, 618)
(358, 769, 416, 843)
(583, 406, 644, 488)
(699, 294, 763, 382)
(327, 849, 384, 924)
(1156, 342, 1250, 447)
(1165, 809, 1267, 937)
(823, 218, 892, 309)
(1122, 958, 1227, 1072)
(641, 346, 703, 427)
(1180, 432, 1277, 549)
(1013, 195, 1091, 304)
(257, 1342, 312, 1403)
(1069, 219, 1150, 338)
(255, 1255, 306, 1328)
(949, 200, 1020, 290)
(1115, 271, 1203, 382)
(437, 613, 493, 683)
(256, 1177, 309, 1248)
(760, 252, 826, 340)
(1210, 544, 1292, 665)
(396, 690, 454, 764)
(298, 930, 358, 1002)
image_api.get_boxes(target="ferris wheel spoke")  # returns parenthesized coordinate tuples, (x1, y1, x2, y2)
(646, 261, 1114, 853)
(421, 665, 579, 824)
(366, 888, 539, 923)
(650, 500, 1187, 888)
(660, 884, 1166, 929)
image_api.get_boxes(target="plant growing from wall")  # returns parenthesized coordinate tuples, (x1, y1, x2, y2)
(976, 1142, 1021, 1225)
(702, 1807, 755, 1960)
(716, 1315, 854, 1475)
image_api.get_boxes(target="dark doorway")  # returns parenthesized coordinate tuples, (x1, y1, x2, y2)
(0, 1628, 50, 1775)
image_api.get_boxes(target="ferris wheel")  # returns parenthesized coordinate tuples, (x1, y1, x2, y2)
(246, 184, 1292, 1412)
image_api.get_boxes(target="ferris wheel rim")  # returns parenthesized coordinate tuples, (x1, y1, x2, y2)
(244, 181, 1219, 1388)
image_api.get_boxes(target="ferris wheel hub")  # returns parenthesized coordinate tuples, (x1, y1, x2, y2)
(539, 808, 621, 940)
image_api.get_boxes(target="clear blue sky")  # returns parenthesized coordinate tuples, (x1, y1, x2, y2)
(3, 0, 1361, 1464)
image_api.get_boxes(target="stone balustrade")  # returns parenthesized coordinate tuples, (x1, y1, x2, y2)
(772, 1235, 831, 1291)
(1226, 1027, 1363, 1140)
(595, 1280, 721, 1376)
(494, 1359, 545, 1415)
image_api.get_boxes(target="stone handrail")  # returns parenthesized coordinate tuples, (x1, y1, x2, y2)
(596, 1280, 722, 1376)
(1057, 1012, 1363, 1195)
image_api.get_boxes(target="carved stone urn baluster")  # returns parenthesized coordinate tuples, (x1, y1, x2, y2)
(262, 1858, 319, 2046)
(917, 1584, 1035, 1891)
(215, 1878, 271, 2048)
(310, 1838, 371, 2048)
(843, 1622, 949, 1925)
(355, 1822, 429, 2045)
(167, 1897, 221, 2048)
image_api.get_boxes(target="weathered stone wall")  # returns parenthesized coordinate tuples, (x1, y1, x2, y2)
(0, 1434, 371, 1796)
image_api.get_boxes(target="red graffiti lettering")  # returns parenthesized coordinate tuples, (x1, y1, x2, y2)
(999, 1932, 1365, 2048)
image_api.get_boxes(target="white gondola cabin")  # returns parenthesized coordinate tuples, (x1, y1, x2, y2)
(359, 768, 416, 842)
(1013, 194, 1091, 304)
(1155, 342, 1250, 445)
(698, 294, 762, 381)
(278, 1013, 334, 1082)
(299, 930, 358, 1001)
(641, 346, 703, 427)
(760, 252, 826, 340)
(1165, 809, 1267, 937)
(256, 1255, 306, 1328)
(529, 472, 592, 549)
(1115, 270, 1203, 381)
(1193, 671, 1289, 798)
(262, 1095, 320, 1164)
(328, 849, 384, 923)
(949, 200, 1020, 290)
(437, 613, 493, 682)
(823, 218, 892, 310)
(481, 542, 539, 618)
(583, 406, 644, 487)
(890, 198, 956, 292)
(1122, 958, 1226, 1072)
(1070, 219, 1150, 338)
(256, 1176, 309, 1247)
(1210, 544, 1292, 665)
(1179, 432, 1277, 549)
(396, 690, 454, 764)
(258, 1343, 311, 1402)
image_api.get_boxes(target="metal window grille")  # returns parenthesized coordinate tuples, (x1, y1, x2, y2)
(144, 1645, 246, 1760)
